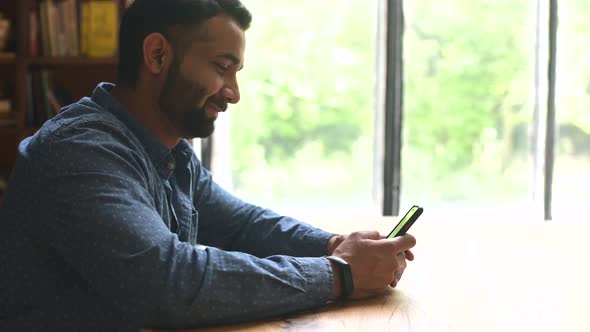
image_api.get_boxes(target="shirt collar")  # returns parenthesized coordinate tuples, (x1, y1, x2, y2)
(90, 82, 193, 179)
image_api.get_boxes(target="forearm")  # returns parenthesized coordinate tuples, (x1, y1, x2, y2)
(225, 209, 336, 257)
(151, 247, 334, 327)
(48, 223, 334, 328)
(195, 180, 336, 257)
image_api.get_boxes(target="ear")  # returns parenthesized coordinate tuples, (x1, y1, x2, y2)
(142, 32, 171, 75)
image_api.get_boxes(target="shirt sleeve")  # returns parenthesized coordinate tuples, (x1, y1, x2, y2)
(192, 158, 337, 258)
(26, 122, 334, 328)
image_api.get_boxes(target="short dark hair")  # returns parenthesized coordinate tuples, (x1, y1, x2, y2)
(117, 0, 252, 87)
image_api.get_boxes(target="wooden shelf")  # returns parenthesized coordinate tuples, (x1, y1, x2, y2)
(26, 56, 117, 67)
(0, 52, 16, 64)
(21, 127, 39, 137)
(0, 126, 18, 135)
(0, 0, 122, 174)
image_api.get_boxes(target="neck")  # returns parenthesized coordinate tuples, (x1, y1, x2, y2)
(111, 81, 181, 149)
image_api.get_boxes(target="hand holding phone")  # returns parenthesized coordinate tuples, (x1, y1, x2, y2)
(387, 205, 423, 238)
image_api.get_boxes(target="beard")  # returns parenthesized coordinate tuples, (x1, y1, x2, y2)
(158, 59, 216, 139)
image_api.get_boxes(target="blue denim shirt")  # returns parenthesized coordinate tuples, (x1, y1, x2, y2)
(0, 83, 336, 331)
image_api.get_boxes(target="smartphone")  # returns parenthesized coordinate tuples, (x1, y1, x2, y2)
(387, 205, 423, 238)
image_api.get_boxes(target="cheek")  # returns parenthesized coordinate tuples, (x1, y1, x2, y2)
(179, 67, 224, 105)
(196, 76, 224, 101)
(205, 74, 225, 93)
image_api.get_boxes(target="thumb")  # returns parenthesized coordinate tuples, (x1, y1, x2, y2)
(370, 235, 416, 253)
(350, 230, 381, 240)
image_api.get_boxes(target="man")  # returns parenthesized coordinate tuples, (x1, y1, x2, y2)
(0, 0, 416, 331)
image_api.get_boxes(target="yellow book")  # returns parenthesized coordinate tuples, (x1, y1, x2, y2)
(86, 0, 118, 58)
(80, 1, 89, 56)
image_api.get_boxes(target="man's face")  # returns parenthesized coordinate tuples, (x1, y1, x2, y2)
(158, 16, 245, 139)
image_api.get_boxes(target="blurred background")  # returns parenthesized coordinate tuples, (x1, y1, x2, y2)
(202, 0, 590, 223)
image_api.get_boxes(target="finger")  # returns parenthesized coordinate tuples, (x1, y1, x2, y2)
(394, 234, 417, 252)
(397, 251, 406, 260)
(389, 270, 404, 287)
(370, 234, 416, 254)
(399, 234, 416, 248)
(395, 254, 407, 269)
(351, 230, 381, 240)
(350, 287, 389, 300)
(405, 249, 415, 261)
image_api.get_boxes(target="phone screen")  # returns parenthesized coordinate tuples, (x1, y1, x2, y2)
(387, 205, 423, 238)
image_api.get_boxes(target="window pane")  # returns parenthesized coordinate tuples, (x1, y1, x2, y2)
(554, 1, 590, 221)
(213, 0, 380, 218)
(402, 0, 542, 221)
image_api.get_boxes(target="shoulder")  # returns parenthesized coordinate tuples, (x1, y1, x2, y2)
(21, 98, 148, 175)
(40, 97, 132, 142)
(27, 97, 139, 151)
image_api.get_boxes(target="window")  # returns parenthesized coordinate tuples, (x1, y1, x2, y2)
(208, 0, 382, 219)
(554, 0, 590, 221)
(196, 0, 589, 221)
(401, 0, 543, 221)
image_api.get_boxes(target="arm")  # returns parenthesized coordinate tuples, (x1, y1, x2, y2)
(193, 160, 337, 258)
(27, 123, 334, 328)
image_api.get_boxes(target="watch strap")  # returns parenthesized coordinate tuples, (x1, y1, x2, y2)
(325, 255, 354, 299)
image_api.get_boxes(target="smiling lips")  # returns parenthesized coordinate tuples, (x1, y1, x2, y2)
(204, 101, 227, 118)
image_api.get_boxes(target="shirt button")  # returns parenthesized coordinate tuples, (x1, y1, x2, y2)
(167, 162, 175, 170)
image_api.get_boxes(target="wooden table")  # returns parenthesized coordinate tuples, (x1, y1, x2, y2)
(144, 216, 590, 332)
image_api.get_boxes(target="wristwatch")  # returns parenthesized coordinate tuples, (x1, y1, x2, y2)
(325, 255, 354, 299)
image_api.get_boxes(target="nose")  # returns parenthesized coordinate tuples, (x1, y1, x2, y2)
(222, 82, 240, 104)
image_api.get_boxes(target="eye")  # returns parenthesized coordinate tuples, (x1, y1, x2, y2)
(214, 62, 230, 74)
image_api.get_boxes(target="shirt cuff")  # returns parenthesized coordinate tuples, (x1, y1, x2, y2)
(297, 256, 335, 305)
(308, 229, 339, 257)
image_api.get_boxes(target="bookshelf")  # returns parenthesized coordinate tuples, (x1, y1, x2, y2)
(0, 0, 124, 197)
(26, 56, 118, 66)
(0, 52, 16, 64)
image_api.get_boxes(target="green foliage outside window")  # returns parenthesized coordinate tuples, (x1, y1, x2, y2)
(230, 0, 590, 211)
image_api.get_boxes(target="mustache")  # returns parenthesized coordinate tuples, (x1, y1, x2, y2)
(204, 97, 228, 112)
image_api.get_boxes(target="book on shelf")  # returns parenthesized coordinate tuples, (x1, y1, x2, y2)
(0, 99, 12, 113)
(0, 172, 8, 207)
(0, 174, 8, 201)
(83, 0, 119, 57)
(0, 80, 15, 127)
(31, 0, 118, 58)
(29, 8, 39, 56)
(0, 52, 15, 59)
(0, 12, 12, 53)
(25, 69, 74, 127)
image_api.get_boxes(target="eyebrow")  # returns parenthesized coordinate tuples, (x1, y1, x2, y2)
(216, 53, 244, 70)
